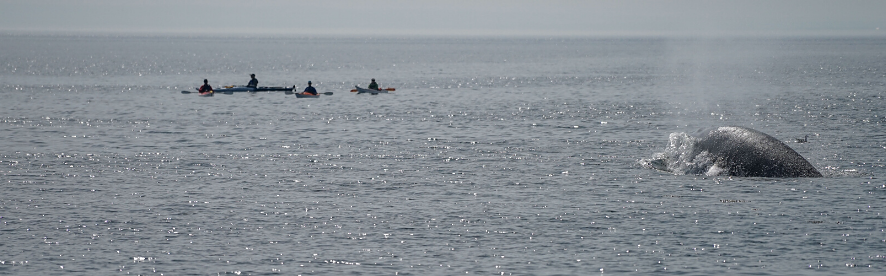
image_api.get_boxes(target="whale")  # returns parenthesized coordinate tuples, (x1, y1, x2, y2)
(645, 126, 822, 177)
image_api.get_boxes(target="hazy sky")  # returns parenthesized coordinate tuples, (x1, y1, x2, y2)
(2, 0, 884, 37)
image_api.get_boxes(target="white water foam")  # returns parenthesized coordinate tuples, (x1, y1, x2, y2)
(641, 131, 721, 176)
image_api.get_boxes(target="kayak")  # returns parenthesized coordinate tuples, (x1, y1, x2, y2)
(214, 86, 293, 93)
(181, 90, 218, 96)
(351, 87, 395, 92)
(256, 86, 292, 91)
(212, 86, 253, 93)
(286, 91, 333, 96)
(294, 93, 320, 98)
(354, 86, 388, 94)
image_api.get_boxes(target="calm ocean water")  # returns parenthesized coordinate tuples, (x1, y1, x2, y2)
(1, 34, 885, 275)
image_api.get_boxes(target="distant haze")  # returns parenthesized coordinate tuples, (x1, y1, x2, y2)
(2, 0, 884, 37)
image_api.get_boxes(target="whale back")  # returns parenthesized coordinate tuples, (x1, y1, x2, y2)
(695, 126, 822, 177)
(643, 126, 822, 177)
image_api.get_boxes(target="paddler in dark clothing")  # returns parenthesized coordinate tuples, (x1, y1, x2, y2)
(198, 79, 213, 93)
(246, 74, 258, 88)
(368, 78, 379, 90)
(303, 81, 318, 95)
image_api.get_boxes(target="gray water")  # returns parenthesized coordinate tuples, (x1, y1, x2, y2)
(1, 35, 885, 275)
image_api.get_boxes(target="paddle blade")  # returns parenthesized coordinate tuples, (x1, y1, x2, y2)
(181, 91, 191, 94)
(284, 91, 294, 95)
(323, 92, 334, 95)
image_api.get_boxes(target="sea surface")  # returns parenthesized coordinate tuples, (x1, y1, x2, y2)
(1, 34, 885, 275)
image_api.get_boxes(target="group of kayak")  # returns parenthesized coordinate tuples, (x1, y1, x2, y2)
(184, 74, 394, 98)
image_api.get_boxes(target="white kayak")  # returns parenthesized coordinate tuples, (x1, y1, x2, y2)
(354, 86, 387, 94)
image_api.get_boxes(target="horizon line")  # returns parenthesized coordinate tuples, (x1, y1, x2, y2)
(2, 28, 885, 39)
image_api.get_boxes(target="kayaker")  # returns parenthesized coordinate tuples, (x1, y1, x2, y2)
(303, 81, 318, 95)
(368, 78, 379, 90)
(246, 74, 258, 88)
(198, 79, 213, 93)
